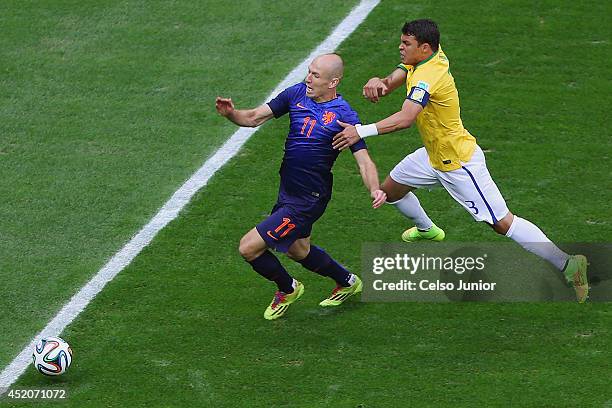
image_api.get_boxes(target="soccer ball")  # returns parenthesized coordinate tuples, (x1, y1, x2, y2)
(32, 337, 73, 376)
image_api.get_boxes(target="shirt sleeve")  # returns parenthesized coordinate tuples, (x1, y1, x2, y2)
(406, 71, 434, 108)
(350, 137, 367, 153)
(266, 86, 293, 118)
(342, 108, 367, 153)
(396, 63, 411, 73)
(342, 107, 361, 126)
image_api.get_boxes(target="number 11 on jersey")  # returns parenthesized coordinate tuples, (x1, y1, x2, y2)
(301, 117, 316, 137)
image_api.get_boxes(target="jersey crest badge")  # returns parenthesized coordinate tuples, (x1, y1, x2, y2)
(322, 111, 336, 126)
(416, 81, 430, 91)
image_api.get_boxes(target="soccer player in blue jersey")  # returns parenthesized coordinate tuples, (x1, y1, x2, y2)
(216, 54, 386, 320)
(332, 19, 588, 302)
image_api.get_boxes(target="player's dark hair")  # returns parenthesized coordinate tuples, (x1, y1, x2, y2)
(402, 19, 440, 51)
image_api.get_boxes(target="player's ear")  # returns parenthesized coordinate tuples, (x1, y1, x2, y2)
(329, 77, 340, 88)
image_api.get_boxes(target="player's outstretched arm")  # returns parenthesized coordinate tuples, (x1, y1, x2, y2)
(362, 68, 407, 103)
(215, 97, 274, 127)
(374, 98, 422, 133)
(352, 149, 386, 208)
(332, 99, 423, 150)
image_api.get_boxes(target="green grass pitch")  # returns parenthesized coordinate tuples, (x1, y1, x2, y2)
(1, 0, 610, 407)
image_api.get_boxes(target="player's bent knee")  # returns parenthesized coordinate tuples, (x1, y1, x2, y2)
(286, 247, 307, 261)
(381, 176, 414, 203)
(286, 239, 310, 261)
(385, 192, 405, 204)
(237, 238, 252, 260)
(238, 227, 269, 261)
(285, 250, 301, 261)
(382, 186, 405, 203)
(238, 235, 262, 261)
(491, 223, 506, 235)
(493, 212, 514, 235)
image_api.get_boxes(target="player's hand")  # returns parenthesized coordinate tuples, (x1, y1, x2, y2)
(332, 120, 361, 150)
(362, 77, 388, 103)
(215, 97, 235, 117)
(371, 189, 386, 209)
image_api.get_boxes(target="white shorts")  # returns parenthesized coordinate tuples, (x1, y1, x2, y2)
(390, 146, 509, 224)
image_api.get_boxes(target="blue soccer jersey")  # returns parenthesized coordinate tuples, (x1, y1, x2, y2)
(267, 82, 367, 203)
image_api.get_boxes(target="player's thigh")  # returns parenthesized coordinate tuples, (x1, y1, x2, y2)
(389, 147, 440, 196)
(438, 147, 509, 224)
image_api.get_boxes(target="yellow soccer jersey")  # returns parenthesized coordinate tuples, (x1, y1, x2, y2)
(398, 47, 476, 171)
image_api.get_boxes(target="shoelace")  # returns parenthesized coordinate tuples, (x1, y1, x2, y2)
(272, 291, 286, 308)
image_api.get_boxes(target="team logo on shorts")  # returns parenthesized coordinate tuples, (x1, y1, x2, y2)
(322, 111, 336, 125)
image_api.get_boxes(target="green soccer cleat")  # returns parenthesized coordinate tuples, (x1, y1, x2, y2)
(401, 224, 445, 242)
(563, 255, 589, 303)
(263, 281, 304, 320)
(319, 275, 363, 307)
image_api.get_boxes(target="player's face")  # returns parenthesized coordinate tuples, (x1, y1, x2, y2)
(399, 34, 428, 66)
(305, 62, 333, 101)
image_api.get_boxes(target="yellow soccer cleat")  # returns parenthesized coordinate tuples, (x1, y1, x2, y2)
(263, 281, 304, 320)
(401, 224, 445, 242)
(563, 255, 589, 303)
(319, 275, 363, 307)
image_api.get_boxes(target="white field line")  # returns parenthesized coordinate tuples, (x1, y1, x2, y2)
(0, 0, 380, 391)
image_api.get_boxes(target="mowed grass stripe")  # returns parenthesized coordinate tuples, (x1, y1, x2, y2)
(0, 0, 380, 392)
(0, 0, 363, 368)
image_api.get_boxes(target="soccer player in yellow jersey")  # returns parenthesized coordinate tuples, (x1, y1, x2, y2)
(332, 19, 589, 302)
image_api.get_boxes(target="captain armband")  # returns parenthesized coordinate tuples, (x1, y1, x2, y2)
(406, 86, 430, 107)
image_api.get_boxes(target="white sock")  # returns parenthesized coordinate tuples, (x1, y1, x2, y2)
(506, 216, 570, 270)
(389, 192, 434, 230)
(347, 274, 357, 286)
